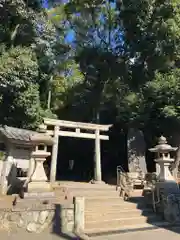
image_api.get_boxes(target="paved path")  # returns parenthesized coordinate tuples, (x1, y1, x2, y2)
(1, 227, 180, 240)
(92, 227, 180, 240)
(0, 231, 77, 240)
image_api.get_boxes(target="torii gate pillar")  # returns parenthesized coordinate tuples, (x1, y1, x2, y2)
(50, 125, 59, 182)
(94, 129, 102, 182)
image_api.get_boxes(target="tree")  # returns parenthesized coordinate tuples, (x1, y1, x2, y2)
(0, 0, 67, 128)
(52, 0, 128, 123)
(57, 0, 180, 171)
(114, 0, 180, 171)
(0, 47, 42, 128)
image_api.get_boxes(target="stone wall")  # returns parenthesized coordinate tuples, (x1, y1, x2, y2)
(154, 188, 180, 223)
(163, 193, 180, 223)
(0, 208, 54, 233)
(0, 202, 75, 234)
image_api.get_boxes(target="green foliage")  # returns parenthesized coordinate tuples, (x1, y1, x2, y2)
(0, 0, 180, 135)
(113, 0, 180, 130)
(0, 47, 39, 91)
(0, 47, 42, 128)
(143, 69, 180, 120)
(51, 59, 84, 111)
(0, 0, 66, 129)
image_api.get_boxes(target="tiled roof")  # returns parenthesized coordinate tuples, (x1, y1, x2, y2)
(0, 125, 36, 142)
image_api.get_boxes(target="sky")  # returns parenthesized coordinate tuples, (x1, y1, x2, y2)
(42, 0, 75, 43)
(42, 0, 117, 45)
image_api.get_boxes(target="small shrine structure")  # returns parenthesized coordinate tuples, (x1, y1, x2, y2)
(0, 125, 53, 195)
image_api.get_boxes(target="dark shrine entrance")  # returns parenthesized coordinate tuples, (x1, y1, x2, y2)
(56, 137, 94, 182)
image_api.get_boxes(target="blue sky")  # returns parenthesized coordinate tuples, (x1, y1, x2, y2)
(42, 0, 48, 8)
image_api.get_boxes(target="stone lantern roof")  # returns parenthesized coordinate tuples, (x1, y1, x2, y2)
(30, 133, 53, 146)
(149, 136, 177, 153)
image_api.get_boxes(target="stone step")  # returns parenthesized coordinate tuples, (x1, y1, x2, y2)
(85, 209, 154, 221)
(69, 187, 143, 194)
(74, 195, 144, 203)
(85, 206, 151, 213)
(85, 196, 122, 201)
(85, 199, 146, 210)
(82, 193, 143, 198)
(85, 221, 172, 236)
(66, 186, 116, 190)
(68, 191, 119, 198)
(59, 182, 115, 189)
(70, 188, 118, 192)
(85, 215, 163, 232)
(71, 192, 119, 197)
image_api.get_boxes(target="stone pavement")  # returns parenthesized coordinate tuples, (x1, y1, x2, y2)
(0, 231, 77, 240)
(1, 227, 180, 240)
(91, 227, 180, 240)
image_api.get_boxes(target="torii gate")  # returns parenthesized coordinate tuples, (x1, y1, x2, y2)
(42, 118, 111, 183)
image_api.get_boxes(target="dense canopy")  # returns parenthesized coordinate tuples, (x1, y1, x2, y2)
(0, 0, 180, 172)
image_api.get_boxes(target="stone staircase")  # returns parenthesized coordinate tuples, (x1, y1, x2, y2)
(60, 181, 171, 237)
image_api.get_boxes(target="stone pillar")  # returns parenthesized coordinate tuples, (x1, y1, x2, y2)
(156, 163, 161, 177)
(0, 146, 14, 195)
(74, 196, 84, 232)
(50, 125, 59, 183)
(0, 155, 9, 195)
(94, 129, 102, 182)
(60, 204, 74, 233)
(27, 157, 34, 179)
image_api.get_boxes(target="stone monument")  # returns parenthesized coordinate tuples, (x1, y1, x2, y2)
(127, 128, 147, 174)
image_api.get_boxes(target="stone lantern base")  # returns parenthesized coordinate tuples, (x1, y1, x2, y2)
(23, 152, 55, 199)
(27, 181, 52, 192)
(26, 155, 53, 194)
(23, 181, 55, 200)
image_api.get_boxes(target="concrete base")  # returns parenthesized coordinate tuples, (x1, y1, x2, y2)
(23, 191, 55, 199)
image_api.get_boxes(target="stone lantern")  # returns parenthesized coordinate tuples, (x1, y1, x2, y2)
(149, 136, 177, 182)
(27, 133, 53, 193)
